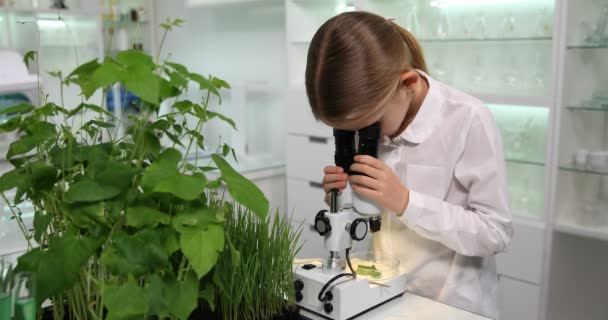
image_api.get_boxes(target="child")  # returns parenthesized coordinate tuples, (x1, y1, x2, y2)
(306, 11, 513, 319)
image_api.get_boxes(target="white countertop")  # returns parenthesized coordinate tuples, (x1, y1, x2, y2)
(300, 292, 491, 320)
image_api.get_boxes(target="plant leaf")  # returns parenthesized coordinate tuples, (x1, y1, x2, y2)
(104, 275, 149, 320)
(67, 103, 115, 119)
(65, 177, 121, 203)
(211, 76, 231, 89)
(165, 271, 198, 320)
(141, 148, 206, 200)
(206, 111, 236, 129)
(23, 51, 37, 69)
(0, 103, 34, 115)
(33, 210, 51, 243)
(180, 224, 224, 279)
(126, 206, 170, 228)
(222, 144, 230, 157)
(0, 116, 21, 132)
(16, 234, 100, 304)
(172, 207, 223, 232)
(212, 154, 269, 220)
(172, 100, 193, 113)
(102, 229, 169, 276)
(200, 282, 216, 312)
(147, 272, 197, 319)
(116, 50, 155, 69)
(189, 73, 220, 97)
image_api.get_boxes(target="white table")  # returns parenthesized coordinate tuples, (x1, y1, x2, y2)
(299, 292, 492, 320)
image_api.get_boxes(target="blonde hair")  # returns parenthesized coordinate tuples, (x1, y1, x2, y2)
(305, 11, 427, 125)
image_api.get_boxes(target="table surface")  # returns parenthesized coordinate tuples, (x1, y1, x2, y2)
(299, 292, 492, 320)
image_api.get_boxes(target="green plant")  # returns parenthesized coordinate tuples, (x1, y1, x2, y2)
(0, 17, 274, 320)
(214, 205, 302, 320)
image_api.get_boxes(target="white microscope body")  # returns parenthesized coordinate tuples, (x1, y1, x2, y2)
(293, 125, 407, 320)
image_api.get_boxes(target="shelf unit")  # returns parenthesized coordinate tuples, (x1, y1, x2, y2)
(545, 0, 608, 319)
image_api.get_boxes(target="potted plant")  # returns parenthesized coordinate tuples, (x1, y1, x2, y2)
(0, 18, 300, 319)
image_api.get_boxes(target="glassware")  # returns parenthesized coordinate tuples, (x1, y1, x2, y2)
(470, 54, 486, 91)
(502, 54, 519, 92)
(435, 9, 449, 38)
(502, 12, 516, 38)
(473, 11, 488, 40)
(535, 7, 552, 37)
(404, 4, 419, 35)
(529, 52, 546, 93)
(13, 273, 36, 320)
(584, 6, 608, 45)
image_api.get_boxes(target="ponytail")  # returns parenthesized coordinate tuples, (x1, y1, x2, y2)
(390, 22, 428, 74)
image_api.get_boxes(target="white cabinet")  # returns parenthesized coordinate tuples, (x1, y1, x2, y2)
(286, 87, 332, 137)
(286, 134, 334, 181)
(499, 276, 541, 320)
(497, 220, 546, 284)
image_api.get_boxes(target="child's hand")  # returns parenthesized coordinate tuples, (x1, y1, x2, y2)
(322, 166, 349, 194)
(349, 155, 410, 215)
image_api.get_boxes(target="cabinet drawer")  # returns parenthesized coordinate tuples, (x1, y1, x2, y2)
(499, 276, 540, 320)
(286, 134, 334, 181)
(497, 220, 546, 284)
(287, 177, 327, 224)
(286, 86, 332, 137)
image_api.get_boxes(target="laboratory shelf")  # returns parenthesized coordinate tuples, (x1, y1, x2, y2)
(565, 105, 608, 112)
(553, 221, 608, 242)
(505, 158, 545, 167)
(0, 7, 96, 18)
(559, 164, 608, 176)
(420, 36, 552, 43)
(475, 93, 552, 107)
(567, 44, 608, 50)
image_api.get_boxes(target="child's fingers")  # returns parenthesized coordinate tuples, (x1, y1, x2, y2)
(352, 184, 381, 201)
(354, 155, 386, 170)
(349, 175, 381, 191)
(350, 163, 382, 179)
(323, 173, 349, 184)
(324, 166, 344, 174)
(324, 181, 348, 194)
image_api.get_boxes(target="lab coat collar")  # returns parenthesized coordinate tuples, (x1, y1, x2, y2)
(390, 69, 442, 145)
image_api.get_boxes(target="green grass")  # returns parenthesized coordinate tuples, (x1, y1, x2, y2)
(214, 204, 302, 320)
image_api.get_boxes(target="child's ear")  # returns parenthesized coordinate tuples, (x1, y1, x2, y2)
(399, 70, 420, 89)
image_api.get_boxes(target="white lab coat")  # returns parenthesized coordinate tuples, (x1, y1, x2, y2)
(373, 70, 513, 319)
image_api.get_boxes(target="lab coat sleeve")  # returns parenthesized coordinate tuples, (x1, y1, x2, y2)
(399, 107, 513, 257)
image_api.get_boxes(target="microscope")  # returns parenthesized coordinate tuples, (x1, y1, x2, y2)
(293, 123, 407, 320)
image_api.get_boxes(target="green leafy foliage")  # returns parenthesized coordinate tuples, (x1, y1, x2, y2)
(104, 276, 149, 319)
(180, 224, 224, 279)
(141, 148, 206, 200)
(3, 18, 297, 320)
(23, 51, 36, 69)
(212, 154, 269, 220)
(16, 234, 100, 304)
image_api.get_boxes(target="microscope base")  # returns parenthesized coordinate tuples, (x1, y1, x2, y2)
(293, 265, 407, 320)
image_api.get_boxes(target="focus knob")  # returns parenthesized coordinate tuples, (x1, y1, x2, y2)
(294, 279, 304, 292)
(314, 210, 331, 236)
(349, 218, 368, 241)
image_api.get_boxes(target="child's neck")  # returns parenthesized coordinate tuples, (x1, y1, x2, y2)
(390, 74, 429, 139)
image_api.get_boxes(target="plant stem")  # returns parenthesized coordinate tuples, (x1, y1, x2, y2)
(155, 28, 169, 68)
(1, 193, 32, 248)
